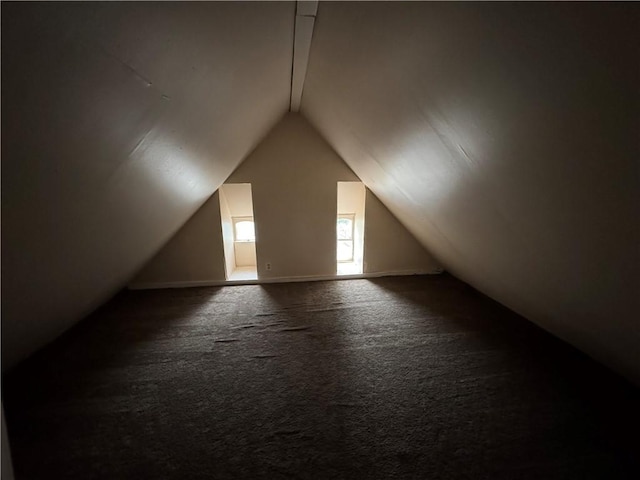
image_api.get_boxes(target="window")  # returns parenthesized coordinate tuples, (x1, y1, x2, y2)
(233, 217, 255, 242)
(337, 214, 355, 262)
(337, 182, 365, 275)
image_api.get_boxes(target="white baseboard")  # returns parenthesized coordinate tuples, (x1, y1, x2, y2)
(128, 269, 443, 290)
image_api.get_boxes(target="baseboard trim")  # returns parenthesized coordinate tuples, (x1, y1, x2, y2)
(128, 269, 443, 290)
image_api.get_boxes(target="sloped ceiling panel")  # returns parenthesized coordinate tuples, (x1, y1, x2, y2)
(2, 2, 294, 369)
(302, 3, 640, 382)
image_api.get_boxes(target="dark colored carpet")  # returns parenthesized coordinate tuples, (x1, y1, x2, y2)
(3, 274, 639, 479)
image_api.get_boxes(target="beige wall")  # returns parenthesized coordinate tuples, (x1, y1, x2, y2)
(303, 2, 639, 384)
(131, 193, 226, 287)
(131, 113, 439, 286)
(364, 190, 440, 275)
(227, 113, 359, 279)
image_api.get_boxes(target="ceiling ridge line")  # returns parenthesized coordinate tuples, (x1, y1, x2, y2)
(290, 1, 318, 112)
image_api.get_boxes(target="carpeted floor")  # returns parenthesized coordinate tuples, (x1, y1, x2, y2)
(3, 274, 639, 479)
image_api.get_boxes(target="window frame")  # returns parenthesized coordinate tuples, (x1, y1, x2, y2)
(337, 213, 355, 263)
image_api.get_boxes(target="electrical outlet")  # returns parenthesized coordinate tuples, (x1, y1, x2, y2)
(266, 263, 271, 271)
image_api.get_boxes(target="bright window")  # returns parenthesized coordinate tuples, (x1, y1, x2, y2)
(233, 217, 255, 242)
(337, 214, 354, 262)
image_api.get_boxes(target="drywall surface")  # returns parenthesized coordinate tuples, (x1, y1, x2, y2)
(303, 3, 640, 383)
(235, 243, 257, 268)
(220, 184, 255, 218)
(131, 193, 226, 287)
(227, 114, 360, 279)
(129, 115, 440, 286)
(1, 2, 293, 369)
(219, 190, 237, 279)
(364, 190, 440, 275)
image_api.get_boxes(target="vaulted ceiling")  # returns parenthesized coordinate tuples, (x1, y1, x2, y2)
(2, 2, 638, 383)
(2, 2, 294, 368)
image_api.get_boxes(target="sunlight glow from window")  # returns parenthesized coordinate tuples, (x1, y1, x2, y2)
(337, 215, 354, 262)
(234, 220, 255, 242)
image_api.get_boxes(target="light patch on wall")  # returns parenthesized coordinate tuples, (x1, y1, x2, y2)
(115, 125, 214, 206)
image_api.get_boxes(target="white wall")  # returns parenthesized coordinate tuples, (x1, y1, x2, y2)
(364, 190, 442, 275)
(132, 114, 439, 286)
(227, 114, 359, 279)
(303, 2, 640, 383)
(218, 189, 236, 279)
(234, 242, 257, 268)
(1, 2, 293, 369)
(221, 184, 255, 218)
(130, 193, 226, 287)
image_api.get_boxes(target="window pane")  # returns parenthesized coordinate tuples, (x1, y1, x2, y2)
(235, 221, 255, 241)
(337, 218, 353, 240)
(337, 240, 353, 262)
